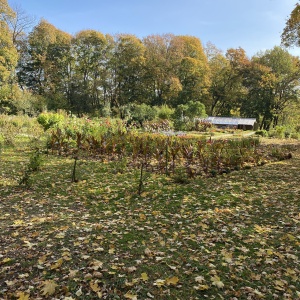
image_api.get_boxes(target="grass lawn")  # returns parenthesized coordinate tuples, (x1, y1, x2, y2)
(0, 138, 300, 299)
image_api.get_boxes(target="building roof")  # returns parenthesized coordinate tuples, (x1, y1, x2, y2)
(205, 117, 257, 126)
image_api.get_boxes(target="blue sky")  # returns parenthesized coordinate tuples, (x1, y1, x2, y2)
(8, 0, 300, 57)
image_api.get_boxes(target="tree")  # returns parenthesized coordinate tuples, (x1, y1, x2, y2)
(242, 47, 300, 129)
(70, 30, 107, 113)
(18, 19, 72, 105)
(4, 3, 36, 47)
(108, 34, 146, 111)
(0, 0, 18, 113)
(143, 34, 182, 106)
(175, 35, 210, 106)
(206, 47, 248, 116)
(0, 0, 18, 85)
(281, 3, 300, 47)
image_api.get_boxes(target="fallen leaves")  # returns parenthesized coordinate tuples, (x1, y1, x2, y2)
(1, 141, 300, 299)
(211, 275, 225, 289)
(141, 272, 149, 282)
(124, 291, 138, 299)
(16, 291, 30, 300)
(41, 280, 58, 296)
(165, 276, 179, 286)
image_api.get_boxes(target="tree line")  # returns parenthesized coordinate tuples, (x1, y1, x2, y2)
(1, 0, 300, 130)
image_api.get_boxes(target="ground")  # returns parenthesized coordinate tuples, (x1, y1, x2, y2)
(0, 139, 300, 299)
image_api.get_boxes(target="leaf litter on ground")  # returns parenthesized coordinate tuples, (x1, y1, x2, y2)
(0, 139, 300, 299)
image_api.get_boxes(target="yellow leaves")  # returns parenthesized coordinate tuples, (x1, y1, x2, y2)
(23, 240, 35, 249)
(13, 219, 25, 226)
(153, 276, 179, 287)
(108, 245, 115, 254)
(41, 280, 58, 296)
(125, 278, 139, 287)
(250, 273, 261, 281)
(126, 266, 137, 273)
(153, 279, 165, 287)
(50, 258, 63, 270)
(165, 276, 179, 286)
(253, 289, 265, 298)
(2, 257, 11, 263)
(285, 253, 298, 260)
(221, 250, 233, 263)
(194, 276, 209, 291)
(141, 272, 149, 282)
(55, 232, 66, 239)
(285, 233, 295, 241)
(194, 284, 209, 291)
(285, 267, 296, 276)
(62, 250, 72, 261)
(124, 292, 138, 300)
(16, 292, 30, 300)
(254, 224, 272, 234)
(274, 279, 287, 291)
(90, 259, 103, 270)
(5, 279, 17, 286)
(139, 213, 147, 221)
(211, 275, 224, 289)
(68, 269, 79, 278)
(90, 281, 100, 292)
(38, 254, 47, 265)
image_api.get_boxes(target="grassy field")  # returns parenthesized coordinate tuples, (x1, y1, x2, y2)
(0, 138, 300, 299)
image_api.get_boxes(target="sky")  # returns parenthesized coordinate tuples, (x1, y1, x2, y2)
(7, 0, 300, 58)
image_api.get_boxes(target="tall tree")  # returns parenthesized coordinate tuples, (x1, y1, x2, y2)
(281, 3, 300, 47)
(143, 34, 182, 106)
(70, 30, 107, 112)
(18, 20, 71, 101)
(175, 35, 210, 106)
(206, 47, 248, 116)
(0, 0, 18, 113)
(4, 3, 36, 47)
(242, 46, 300, 129)
(0, 0, 18, 85)
(108, 34, 146, 110)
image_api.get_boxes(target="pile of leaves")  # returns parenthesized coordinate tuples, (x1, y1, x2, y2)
(0, 139, 300, 299)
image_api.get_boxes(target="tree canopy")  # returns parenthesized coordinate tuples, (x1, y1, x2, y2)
(281, 3, 300, 47)
(0, 1, 299, 130)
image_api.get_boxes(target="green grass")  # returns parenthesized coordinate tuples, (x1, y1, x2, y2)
(0, 138, 300, 299)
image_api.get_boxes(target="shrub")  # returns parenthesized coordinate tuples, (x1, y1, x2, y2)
(37, 112, 65, 131)
(290, 132, 299, 139)
(255, 130, 268, 137)
(194, 120, 213, 132)
(154, 105, 175, 120)
(130, 104, 157, 126)
(143, 119, 173, 132)
(173, 117, 194, 131)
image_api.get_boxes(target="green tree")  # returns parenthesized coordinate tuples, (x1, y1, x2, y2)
(242, 46, 300, 129)
(70, 30, 107, 113)
(108, 34, 146, 111)
(17, 19, 72, 111)
(206, 47, 248, 116)
(130, 103, 156, 126)
(19, 20, 71, 94)
(143, 34, 182, 106)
